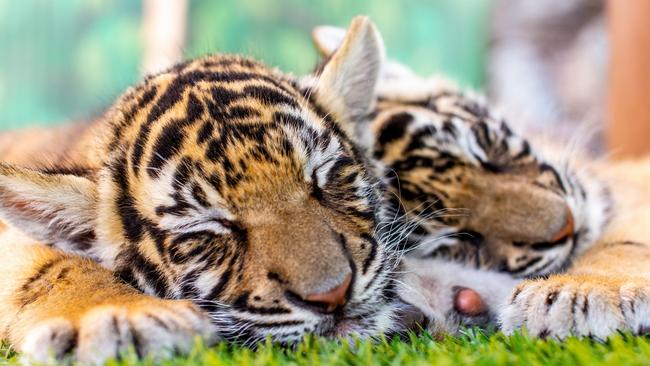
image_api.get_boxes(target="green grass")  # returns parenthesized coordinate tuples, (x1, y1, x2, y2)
(3, 330, 650, 365)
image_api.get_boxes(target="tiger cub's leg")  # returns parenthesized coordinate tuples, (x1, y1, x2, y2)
(0, 242, 217, 364)
(500, 240, 650, 339)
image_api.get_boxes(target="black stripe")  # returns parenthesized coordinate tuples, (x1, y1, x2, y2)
(147, 119, 188, 177)
(245, 320, 304, 328)
(110, 155, 146, 242)
(377, 112, 413, 147)
(508, 256, 542, 275)
(118, 248, 170, 296)
(243, 85, 299, 108)
(404, 128, 436, 153)
(132, 77, 187, 175)
(540, 163, 567, 193)
(197, 121, 214, 144)
(191, 183, 210, 207)
(206, 251, 237, 300)
(361, 234, 378, 275)
(20, 257, 67, 292)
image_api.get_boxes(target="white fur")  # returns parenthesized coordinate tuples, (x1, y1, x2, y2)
(20, 302, 217, 365)
(499, 277, 650, 339)
(399, 258, 520, 334)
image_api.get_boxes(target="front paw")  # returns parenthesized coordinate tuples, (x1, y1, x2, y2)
(500, 274, 650, 339)
(20, 298, 218, 365)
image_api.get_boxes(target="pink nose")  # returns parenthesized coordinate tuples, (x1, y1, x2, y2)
(454, 287, 486, 316)
(551, 206, 575, 242)
(305, 274, 352, 313)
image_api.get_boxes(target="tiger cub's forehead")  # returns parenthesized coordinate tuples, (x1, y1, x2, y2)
(106, 55, 353, 205)
(372, 76, 535, 167)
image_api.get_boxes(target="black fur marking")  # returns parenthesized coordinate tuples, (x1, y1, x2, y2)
(538, 329, 550, 339)
(442, 120, 457, 138)
(404, 128, 436, 153)
(191, 183, 210, 207)
(359, 233, 378, 275)
(531, 236, 571, 251)
(205, 251, 237, 300)
(197, 120, 215, 145)
(111, 155, 146, 242)
(147, 119, 190, 177)
(514, 140, 531, 160)
(512, 287, 523, 302)
(155, 192, 195, 217)
(540, 163, 567, 193)
(20, 257, 67, 292)
(267, 271, 288, 285)
(132, 78, 186, 175)
(39, 165, 96, 178)
(55, 266, 71, 281)
(243, 85, 299, 108)
(145, 314, 170, 330)
(229, 106, 261, 119)
(67, 230, 96, 251)
(546, 291, 558, 308)
(310, 170, 324, 201)
(118, 248, 170, 296)
(603, 240, 646, 248)
(168, 231, 213, 264)
(377, 112, 413, 147)
(508, 257, 542, 275)
(234, 293, 291, 315)
(472, 121, 493, 153)
(129, 321, 145, 359)
(249, 320, 305, 328)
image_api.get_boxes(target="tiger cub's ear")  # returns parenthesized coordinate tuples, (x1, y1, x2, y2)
(312, 22, 416, 81)
(311, 16, 384, 137)
(0, 163, 99, 255)
(311, 25, 347, 57)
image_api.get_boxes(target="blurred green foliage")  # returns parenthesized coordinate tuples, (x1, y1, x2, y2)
(0, 0, 491, 130)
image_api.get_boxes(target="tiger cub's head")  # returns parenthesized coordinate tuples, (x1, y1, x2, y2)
(312, 26, 611, 278)
(0, 17, 417, 343)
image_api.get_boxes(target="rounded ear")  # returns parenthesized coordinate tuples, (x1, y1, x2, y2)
(311, 25, 347, 57)
(0, 163, 99, 255)
(311, 16, 385, 138)
(312, 23, 416, 81)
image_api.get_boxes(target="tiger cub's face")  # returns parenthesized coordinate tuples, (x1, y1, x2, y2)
(312, 26, 611, 279)
(0, 18, 415, 343)
(369, 82, 612, 277)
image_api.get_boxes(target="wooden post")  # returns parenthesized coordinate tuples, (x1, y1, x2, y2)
(606, 0, 650, 158)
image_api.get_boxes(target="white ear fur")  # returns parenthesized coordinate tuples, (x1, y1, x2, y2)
(0, 164, 98, 254)
(312, 25, 347, 57)
(312, 23, 416, 81)
(315, 16, 385, 130)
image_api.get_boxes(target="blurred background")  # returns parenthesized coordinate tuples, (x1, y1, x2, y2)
(1, 0, 647, 157)
(0, 0, 490, 129)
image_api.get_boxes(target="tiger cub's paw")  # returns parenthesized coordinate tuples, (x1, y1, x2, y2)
(499, 274, 650, 339)
(20, 299, 218, 365)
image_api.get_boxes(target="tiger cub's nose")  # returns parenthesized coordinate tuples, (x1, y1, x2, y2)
(304, 274, 352, 313)
(551, 206, 575, 242)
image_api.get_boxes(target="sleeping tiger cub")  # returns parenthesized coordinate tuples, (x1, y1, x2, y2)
(0, 17, 417, 364)
(313, 24, 650, 339)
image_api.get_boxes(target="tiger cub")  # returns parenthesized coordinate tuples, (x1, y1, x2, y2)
(0, 17, 415, 364)
(313, 25, 650, 339)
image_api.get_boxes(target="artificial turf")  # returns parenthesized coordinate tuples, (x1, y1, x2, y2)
(3, 329, 650, 366)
